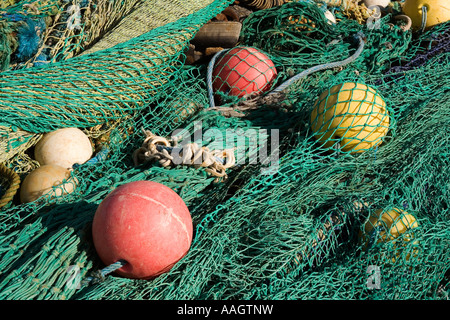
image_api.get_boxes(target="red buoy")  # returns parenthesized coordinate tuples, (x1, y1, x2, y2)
(92, 180, 193, 279)
(212, 46, 277, 98)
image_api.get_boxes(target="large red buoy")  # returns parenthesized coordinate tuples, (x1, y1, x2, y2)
(212, 46, 277, 98)
(92, 180, 193, 279)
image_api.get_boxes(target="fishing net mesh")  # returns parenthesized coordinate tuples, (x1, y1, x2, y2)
(0, 0, 448, 300)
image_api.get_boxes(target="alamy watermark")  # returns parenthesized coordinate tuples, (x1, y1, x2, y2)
(366, 265, 381, 290)
(65, 264, 82, 290)
(170, 121, 280, 175)
(366, 5, 382, 30)
(66, 4, 82, 30)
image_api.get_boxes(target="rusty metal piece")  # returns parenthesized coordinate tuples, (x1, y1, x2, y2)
(185, 44, 204, 65)
(221, 6, 241, 21)
(205, 47, 225, 56)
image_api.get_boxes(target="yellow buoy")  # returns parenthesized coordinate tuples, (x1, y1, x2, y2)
(359, 208, 420, 262)
(402, 0, 450, 30)
(310, 82, 390, 154)
(20, 164, 78, 203)
(34, 128, 93, 169)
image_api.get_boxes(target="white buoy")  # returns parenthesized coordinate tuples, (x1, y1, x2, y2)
(34, 127, 93, 169)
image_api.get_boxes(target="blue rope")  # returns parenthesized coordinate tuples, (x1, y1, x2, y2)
(207, 48, 228, 110)
(268, 32, 366, 95)
(207, 32, 366, 109)
(80, 259, 127, 287)
(420, 5, 428, 34)
(72, 145, 109, 169)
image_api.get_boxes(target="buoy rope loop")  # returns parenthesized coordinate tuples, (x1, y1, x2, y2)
(207, 48, 228, 110)
(420, 5, 428, 34)
(270, 31, 365, 94)
(81, 259, 127, 287)
(206, 32, 366, 114)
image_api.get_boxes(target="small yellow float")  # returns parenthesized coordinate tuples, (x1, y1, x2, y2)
(359, 208, 420, 263)
(310, 82, 390, 154)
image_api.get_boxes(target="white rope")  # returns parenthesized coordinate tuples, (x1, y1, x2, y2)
(133, 128, 236, 181)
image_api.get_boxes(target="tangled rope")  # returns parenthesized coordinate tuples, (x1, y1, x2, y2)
(378, 22, 450, 85)
(133, 129, 236, 181)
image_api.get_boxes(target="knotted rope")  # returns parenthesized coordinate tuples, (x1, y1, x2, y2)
(133, 129, 236, 181)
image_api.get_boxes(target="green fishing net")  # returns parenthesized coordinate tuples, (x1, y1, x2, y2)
(0, 0, 448, 300)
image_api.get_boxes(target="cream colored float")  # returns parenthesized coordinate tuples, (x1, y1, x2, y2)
(310, 82, 390, 154)
(34, 128, 93, 169)
(20, 164, 78, 203)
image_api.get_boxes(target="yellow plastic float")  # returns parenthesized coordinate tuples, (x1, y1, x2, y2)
(402, 0, 450, 30)
(310, 82, 390, 154)
(359, 208, 420, 263)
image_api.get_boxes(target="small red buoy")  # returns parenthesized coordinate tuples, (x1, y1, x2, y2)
(212, 46, 277, 98)
(92, 180, 193, 279)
